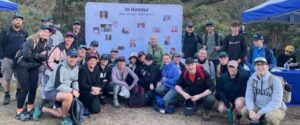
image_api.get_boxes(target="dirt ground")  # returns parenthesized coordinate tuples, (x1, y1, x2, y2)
(0, 80, 299, 125)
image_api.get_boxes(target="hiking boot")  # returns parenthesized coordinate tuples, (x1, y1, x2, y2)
(15, 111, 31, 121)
(113, 100, 120, 108)
(32, 103, 43, 121)
(60, 116, 73, 125)
(2, 94, 10, 105)
(201, 109, 210, 121)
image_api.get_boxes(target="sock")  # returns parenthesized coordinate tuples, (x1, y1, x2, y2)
(27, 104, 34, 111)
(16, 108, 23, 114)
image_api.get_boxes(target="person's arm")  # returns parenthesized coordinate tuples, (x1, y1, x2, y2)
(238, 70, 249, 97)
(78, 67, 92, 91)
(164, 66, 180, 86)
(217, 75, 231, 107)
(245, 78, 255, 111)
(71, 67, 79, 91)
(209, 61, 216, 80)
(175, 73, 191, 99)
(111, 67, 127, 86)
(268, 50, 277, 70)
(127, 67, 139, 90)
(240, 36, 247, 61)
(56, 67, 73, 93)
(22, 40, 46, 61)
(194, 70, 215, 99)
(95, 69, 102, 88)
(257, 77, 283, 116)
(245, 49, 255, 72)
(0, 29, 6, 59)
(222, 36, 229, 52)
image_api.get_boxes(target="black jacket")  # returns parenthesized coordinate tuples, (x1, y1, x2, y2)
(0, 27, 28, 59)
(216, 69, 249, 106)
(98, 64, 112, 85)
(182, 32, 202, 58)
(72, 32, 86, 49)
(17, 39, 48, 69)
(277, 54, 298, 69)
(176, 68, 215, 96)
(139, 63, 161, 90)
(223, 34, 247, 61)
(79, 65, 102, 91)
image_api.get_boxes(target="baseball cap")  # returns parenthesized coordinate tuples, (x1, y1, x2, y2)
(206, 20, 214, 26)
(90, 40, 99, 47)
(117, 56, 126, 62)
(100, 54, 110, 60)
(145, 54, 153, 60)
(87, 54, 98, 61)
(78, 45, 87, 50)
(138, 51, 145, 57)
(173, 52, 181, 58)
(187, 21, 193, 27)
(67, 49, 78, 57)
(252, 34, 264, 41)
(41, 17, 52, 22)
(111, 48, 119, 53)
(13, 13, 23, 20)
(129, 52, 138, 59)
(218, 51, 228, 57)
(73, 20, 81, 25)
(185, 57, 195, 64)
(227, 60, 239, 68)
(65, 31, 74, 37)
(254, 57, 268, 64)
(39, 25, 55, 34)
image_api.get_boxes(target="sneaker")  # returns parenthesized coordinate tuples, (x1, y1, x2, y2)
(32, 103, 43, 121)
(60, 116, 73, 125)
(113, 100, 120, 108)
(15, 111, 31, 121)
(2, 94, 10, 105)
(201, 109, 210, 121)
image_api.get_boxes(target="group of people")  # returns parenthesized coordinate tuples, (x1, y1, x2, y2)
(0, 13, 297, 125)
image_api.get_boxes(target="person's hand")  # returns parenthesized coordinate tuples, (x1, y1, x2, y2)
(150, 83, 154, 90)
(40, 51, 47, 55)
(215, 46, 221, 51)
(191, 94, 202, 102)
(183, 93, 191, 100)
(249, 110, 258, 121)
(72, 90, 80, 98)
(91, 87, 101, 95)
(156, 82, 161, 87)
(103, 79, 108, 83)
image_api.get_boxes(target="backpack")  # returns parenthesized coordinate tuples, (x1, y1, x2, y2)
(46, 44, 66, 71)
(252, 75, 291, 103)
(182, 32, 199, 42)
(183, 65, 206, 81)
(128, 85, 145, 107)
(54, 64, 63, 88)
(203, 32, 221, 46)
(69, 98, 85, 125)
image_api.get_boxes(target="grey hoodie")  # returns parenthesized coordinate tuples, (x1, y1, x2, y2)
(245, 71, 287, 116)
(44, 60, 79, 92)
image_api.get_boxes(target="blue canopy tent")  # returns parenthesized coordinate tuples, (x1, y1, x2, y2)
(0, 0, 18, 12)
(242, 0, 300, 25)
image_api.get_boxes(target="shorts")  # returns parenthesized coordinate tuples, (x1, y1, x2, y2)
(1, 58, 14, 80)
(45, 89, 59, 103)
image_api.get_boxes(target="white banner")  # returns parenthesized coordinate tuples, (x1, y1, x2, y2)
(85, 2, 183, 57)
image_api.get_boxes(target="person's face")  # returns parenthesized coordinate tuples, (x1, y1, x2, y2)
(218, 56, 229, 64)
(173, 57, 180, 64)
(198, 50, 207, 60)
(67, 56, 78, 67)
(42, 22, 52, 26)
(139, 55, 145, 62)
(38, 29, 51, 40)
(64, 36, 74, 45)
(206, 25, 214, 33)
(73, 24, 81, 33)
(12, 18, 23, 28)
(130, 57, 137, 64)
(90, 46, 98, 52)
(100, 59, 109, 66)
(231, 26, 240, 34)
(254, 62, 269, 75)
(284, 50, 293, 56)
(145, 59, 153, 66)
(111, 52, 118, 58)
(163, 55, 171, 65)
(150, 36, 157, 46)
(186, 63, 196, 72)
(253, 39, 263, 47)
(87, 58, 97, 69)
(77, 49, 86, 57)
(186, 26, 193, 33)
(228, 65, 238, 76)
(117, 61, 126, 69)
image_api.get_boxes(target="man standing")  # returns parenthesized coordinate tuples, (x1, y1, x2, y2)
(182, 21, 202, 59)
(223, 20, 247, 63)
(41, 17, 63, 47)
(242, 57, 286, 125)
(0, 13, 28, 105)
(202, 20, 224, 67)
(72, 20, 86, 49)
(246, 34, 276, 73)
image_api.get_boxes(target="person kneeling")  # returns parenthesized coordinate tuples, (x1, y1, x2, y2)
(78, 54, 102, 114)
(32, 49, 80, 125)
(175, 57, 216, 121)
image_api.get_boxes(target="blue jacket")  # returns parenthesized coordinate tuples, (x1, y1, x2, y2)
(246, 45, 277, 73)
(161, 61, 180, 88)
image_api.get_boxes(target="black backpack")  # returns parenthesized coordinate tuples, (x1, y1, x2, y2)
(128, 85, 145, 107)
(69, 98, 85, 125)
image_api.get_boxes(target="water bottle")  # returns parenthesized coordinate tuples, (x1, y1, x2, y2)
(226, 108, 234, 123)
(284, 62, 288, 70)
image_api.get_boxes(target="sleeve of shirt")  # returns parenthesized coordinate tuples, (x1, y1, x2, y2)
(240, 36, 247, 60)
(176, 73, 185, 88)
(245, 78, 255, 111)
(204, 70, 215, 93)
(222, 36, 229, 52)
(78, 67, 92, 91)
(268, 50, 277, 69)
(0, 29, 6, 59)
(217, 75, 230, 105)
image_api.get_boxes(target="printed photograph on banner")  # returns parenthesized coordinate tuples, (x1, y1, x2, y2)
(163, 15, 171, 22)
(152, 27, 160, 33)
(137, 22, 145, 29)
(93, 27, 100, 35)
(171, 26, 178, 33)
(129, 39, 136, 48)
(122, 27, 130, 34)
(100, 11, 108, 19)
(164, 36, 170, 45)
(100, 24, 112, 32)
(170, 47, 176, 56)
(117, 45, 125, 51)
(105, 34, 112, 41)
